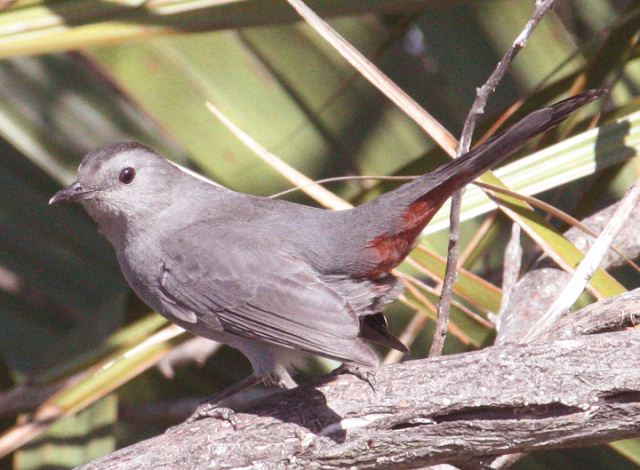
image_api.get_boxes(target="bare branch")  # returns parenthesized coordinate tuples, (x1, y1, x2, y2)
(430, 0, 558, 357)
(80, 298, 640, 469)
(429, 192, 462, 357)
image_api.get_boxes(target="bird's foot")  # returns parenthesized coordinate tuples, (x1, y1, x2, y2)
(183, 373, 264, 428)
(185, 402, 237, 429)
(333, 364, 376, 392)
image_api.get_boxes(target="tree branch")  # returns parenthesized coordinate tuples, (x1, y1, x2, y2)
(497, 201, 640, 344)
(80, 292, 640, 469)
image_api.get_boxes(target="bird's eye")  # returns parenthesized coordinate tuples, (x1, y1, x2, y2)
(119, 167, 136, 184)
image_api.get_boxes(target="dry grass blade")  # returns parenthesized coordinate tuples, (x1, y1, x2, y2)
(476, 181, 640, 273)
(399, 269, 494, 330)
(458, 211, 499, 266)
(205, 101, 352, 211)
(0, 325, 185, 458)
(285, 0, 458, 156)
(526, 179, 640, 340)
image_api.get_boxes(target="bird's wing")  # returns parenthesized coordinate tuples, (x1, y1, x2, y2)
(158, 222, 377, 366)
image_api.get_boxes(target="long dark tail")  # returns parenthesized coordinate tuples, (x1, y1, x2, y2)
(358, 89, 605, 279)
(394, 89, 606, 206)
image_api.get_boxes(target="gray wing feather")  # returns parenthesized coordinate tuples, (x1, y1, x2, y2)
(158, 223, 375, 364)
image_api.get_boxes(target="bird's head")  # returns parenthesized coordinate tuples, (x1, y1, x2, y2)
(50, 142, 183, 242)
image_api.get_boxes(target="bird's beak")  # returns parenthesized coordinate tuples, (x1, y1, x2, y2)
(49, 181, 96, 205)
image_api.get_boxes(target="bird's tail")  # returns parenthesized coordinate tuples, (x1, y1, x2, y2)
(358, 89, 605, 279)
(419, 89, 605, 198)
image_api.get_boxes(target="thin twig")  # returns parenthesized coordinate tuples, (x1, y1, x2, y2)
(457, 2, 559, 462)
(428, 0, 558, 357)
(399, 265, 495, 329)
(429, 193, 462, 356)
(464, 0, 558, 134)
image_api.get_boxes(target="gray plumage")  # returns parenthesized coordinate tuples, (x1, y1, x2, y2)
(50, 90, 603, 390)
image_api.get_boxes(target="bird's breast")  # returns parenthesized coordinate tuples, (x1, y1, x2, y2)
(116, 233, 167, 313)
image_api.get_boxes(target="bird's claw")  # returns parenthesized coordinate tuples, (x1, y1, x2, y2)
(185, 403, 238, 429)
(334, 364, 376, 392)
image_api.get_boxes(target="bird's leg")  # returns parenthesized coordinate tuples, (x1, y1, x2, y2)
(332, 364, 376, 392)
(185, 374, 264, 425)
(267, 366, 297, 390)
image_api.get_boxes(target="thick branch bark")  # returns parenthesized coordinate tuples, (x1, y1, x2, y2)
(81, 321, 640, 469)
(489, 202, 640, 468)
(496, 202, 640, 343)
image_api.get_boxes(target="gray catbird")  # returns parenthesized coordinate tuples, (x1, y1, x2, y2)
(50, 90, 603, 417)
